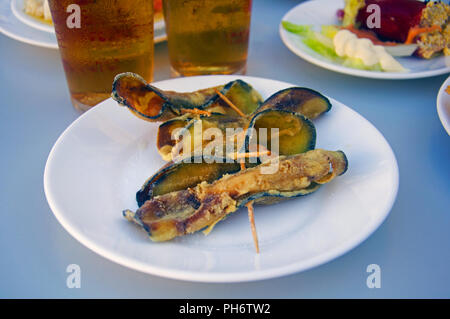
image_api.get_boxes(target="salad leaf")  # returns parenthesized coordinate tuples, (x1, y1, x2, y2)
(282, 21, 384, 72)
(342, 57, 382, 71)
(321, 25, 340, 39)
(303, 32, 338, 60)
(281, 21, 312, 36)
(342, 0, 365, 27)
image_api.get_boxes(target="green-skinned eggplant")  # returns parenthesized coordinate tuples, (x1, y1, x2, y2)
(155, 87, 328, 161)
(156, 114, 195, 161)
(243, 109, 316, 163)
(165, 113, 249, 161)
(254, 87, 331, 119)
(157, 109, 316, 162)
(125, 149, 348, 242)
(136, 155, 242, 207)
(111, 72, 263, 122)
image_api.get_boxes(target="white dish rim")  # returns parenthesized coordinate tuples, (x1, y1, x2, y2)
(43, 75, 399, 282)
(279, 0, 450, 80)
(436, 76, 450, 135)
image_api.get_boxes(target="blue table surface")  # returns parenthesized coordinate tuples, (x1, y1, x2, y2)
(1, 0, 449, 298)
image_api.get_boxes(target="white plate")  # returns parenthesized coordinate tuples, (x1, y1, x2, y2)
(437, 76, 450, 135)
(44, 75, 399, 282)
(1, 0, 166, 49)
(0, 0, 57, 49)
(11, 0, 53, 33)
(280, 0, 450, 79)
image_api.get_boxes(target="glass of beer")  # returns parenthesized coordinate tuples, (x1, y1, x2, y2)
(163, 0, 252, 76)
(48, 0, 154, 112)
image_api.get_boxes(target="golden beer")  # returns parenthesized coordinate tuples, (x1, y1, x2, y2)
(48, 0, 154, 112)
(163, 0, 252, 76)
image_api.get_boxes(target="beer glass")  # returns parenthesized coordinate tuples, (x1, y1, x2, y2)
(48, 0, 154, 112)
(163, 0, 252, 76)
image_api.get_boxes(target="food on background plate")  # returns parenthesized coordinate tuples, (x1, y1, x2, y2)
(282, 0, 450, 72)
(282, 21, 406, 72)
(114, 75, 347, 250)
(24, 0, 163, 27)
(24, 0, 52, 24)
(154, 0, 163, 22)
(333, 29, 406, 72)
(341, 0, 450, 59)
(446, 85, 450, 94)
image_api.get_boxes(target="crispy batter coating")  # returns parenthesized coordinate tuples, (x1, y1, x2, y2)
(417, 2, 450, 58)
(443, 24, 450, 56)
(125, 149, 348, 241)
(420, 1, 450, 28)
(418, 31, 446, 59)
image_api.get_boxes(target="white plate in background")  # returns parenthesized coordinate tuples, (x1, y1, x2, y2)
(0, 0, 57, 48)
(1, 0, 166, 49)
(44, 75, 399, 282)
(11, 0, 53, 33)
(437, 76, 450, 135)
(280, 0, 450, 79)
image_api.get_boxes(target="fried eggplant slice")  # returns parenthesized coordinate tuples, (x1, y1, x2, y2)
(244, 109, 316, 160)
(158, 109, 316, 162)
(111, 72, 262, 122)
(255, 87, 332, 119)
(125, 149, 348, 242)
(157, 113, 249, 161)
(136, 155, 242, 207)
(155, 87, 328, 161)
(169, 113, 249, 160)
(147, 111, 316, 206)
(156, 114, 195, 161)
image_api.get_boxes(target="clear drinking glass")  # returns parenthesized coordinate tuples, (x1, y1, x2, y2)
(163, 0, 252, 76)
(48, 0, 154, 112)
